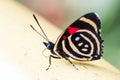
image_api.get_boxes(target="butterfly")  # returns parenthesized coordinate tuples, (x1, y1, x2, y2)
(30, 13, 104, 70)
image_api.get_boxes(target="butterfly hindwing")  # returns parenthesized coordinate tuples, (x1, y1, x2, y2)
(53, 13, 103, 61)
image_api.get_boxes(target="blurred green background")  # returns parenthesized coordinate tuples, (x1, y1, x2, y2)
(17, 0, 120, 69)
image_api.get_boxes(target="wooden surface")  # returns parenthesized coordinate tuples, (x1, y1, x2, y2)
(0, 0, 120, 80)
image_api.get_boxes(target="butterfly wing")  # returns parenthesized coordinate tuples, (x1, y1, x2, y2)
(53, 13, 103, 61)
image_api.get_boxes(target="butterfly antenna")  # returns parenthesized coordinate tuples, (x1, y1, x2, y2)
(30, 25, 48, 41)
(30, 14, 49, 42)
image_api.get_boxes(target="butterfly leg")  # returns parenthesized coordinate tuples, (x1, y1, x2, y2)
(64, 57, 78, 70)
(46, 55, 61, 70)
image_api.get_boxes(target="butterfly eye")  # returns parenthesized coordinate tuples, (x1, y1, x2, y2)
(75, 36, 81, 41)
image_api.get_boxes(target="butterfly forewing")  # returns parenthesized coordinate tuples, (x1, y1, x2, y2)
(53, 13, 103, 61)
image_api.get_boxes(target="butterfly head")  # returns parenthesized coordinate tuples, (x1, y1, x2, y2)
(43, 42, 54, 50)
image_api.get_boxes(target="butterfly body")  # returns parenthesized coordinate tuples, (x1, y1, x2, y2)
(31, 12, 104, 70)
